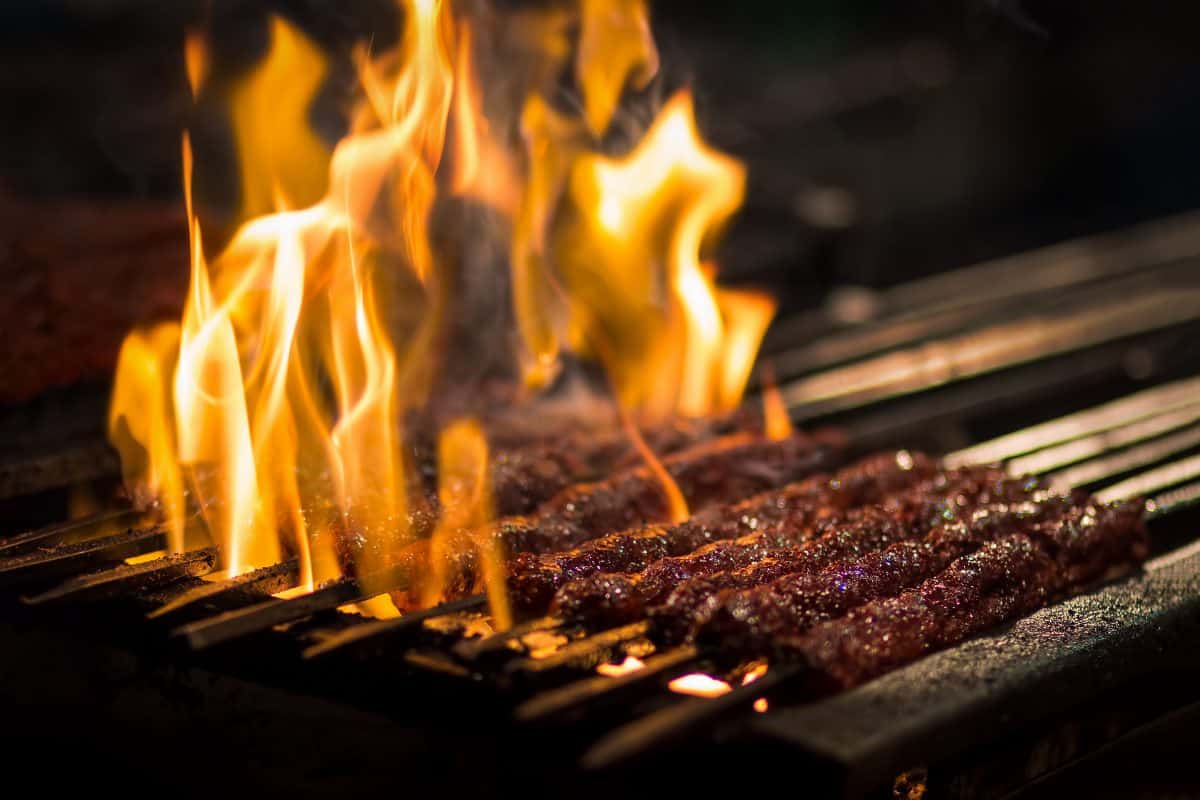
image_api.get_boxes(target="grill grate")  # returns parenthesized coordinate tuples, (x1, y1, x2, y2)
(3, 214, 1200, 796)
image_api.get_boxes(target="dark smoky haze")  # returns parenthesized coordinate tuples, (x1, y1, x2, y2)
(0, 0, 1197, 287)
(0, 0, 1197, 405)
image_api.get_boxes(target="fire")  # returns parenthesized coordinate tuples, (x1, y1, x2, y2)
(183, 29, 209, 99)
(109, 1, 780, 611)
(760, 364, 795, 441)
(424, 418, 511, 627)
(576, 0, 659, 135)
(229, 16, 331, 220)
(551, 91, 776, 420)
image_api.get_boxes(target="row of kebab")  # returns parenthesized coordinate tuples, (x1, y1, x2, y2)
(359, 412, 1149, 692)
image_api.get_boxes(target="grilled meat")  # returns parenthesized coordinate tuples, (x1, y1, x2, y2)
(388, 429, 841, 607)
(551, 465, 1031, 628)
(490, 415, 742, 517)
(780, 499, 1147, 689)
(495, 429, 841, 556)
(507, 450, 940, 613)
(646, 473, 1048, 643)
(696, 491, 1090, 652)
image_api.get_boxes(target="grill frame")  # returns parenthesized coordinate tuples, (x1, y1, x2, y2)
(3, 213, 1200, 796)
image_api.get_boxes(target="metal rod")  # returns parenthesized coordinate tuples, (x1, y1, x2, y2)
(514, 646, 700, 723)
(301, 594, 486, 659)
(0, 507, 142, 556)
(946, 376, 1200, 467)
(772, 260, 1200, 381)
(175, 577, 363, 650)
(1147, 480, 1200, 521)
(784, 290, 1200, 422)
(0, 525, 166, 589)
(764, 209, 1200, 354)
(1096, 454, 1200, 504)
(174, 562, 413, 650)
(580, 662, 806, 769)
(507, 621, 651, 675)
(146, 559, 300, 619)
(1047, 424, 1200, 491)
(453, 614, 563, 661)
(1007, 402, 1200, 477)
(23, 547, 218, 605)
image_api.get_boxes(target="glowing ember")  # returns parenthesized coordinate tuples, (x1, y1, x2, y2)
(668, 664, 770, 711)
(667, 672, 732, 698)
(596, 655, 646, 677)
(108, 1, 780, 620)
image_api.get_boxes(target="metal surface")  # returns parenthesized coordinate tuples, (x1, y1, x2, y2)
(749, 541, 1200, 797)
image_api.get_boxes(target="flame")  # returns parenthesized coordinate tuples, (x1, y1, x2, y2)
(230, 16, 331, 221)
(110, 2, 780, 610)
(111, 1, 458, 587)
(423, 418, 511, 628)
(759, 363, 794, 441)
(621, 412, 689, 523)
(109, 323, 187, 551)
(552, 90, 768, 420)
(184, 29, 209, 99)
(577, 0, 659, 135)
(449, 20, 520, 215)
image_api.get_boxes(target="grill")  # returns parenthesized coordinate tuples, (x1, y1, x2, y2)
(4, 213, 1200, 798)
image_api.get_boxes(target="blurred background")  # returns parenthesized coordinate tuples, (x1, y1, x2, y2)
(0, 0, 1198, 404)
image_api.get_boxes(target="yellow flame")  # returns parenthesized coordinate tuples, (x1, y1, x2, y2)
(509, 96, 581, 389)
(554, 90, 760, 420)
(424, 418, 511, 628)
(449, 20, 520, 215)
(107, 323, 186, 549)
(110, 2, 780, 610)
(230, 16, 331, 220)
(112, 2, 460, 587)
(577, 0, 659, 135)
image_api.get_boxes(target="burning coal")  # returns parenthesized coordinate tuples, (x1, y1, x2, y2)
(107, 0, 778, 622)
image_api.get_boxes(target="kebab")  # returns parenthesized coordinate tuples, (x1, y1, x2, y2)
(383, 428, 841, 606)
(506, 450, 940, 613)
(695, 491, 1093, 652)
(548, 463, 1032, 628)
(778, 499, 1147, 689)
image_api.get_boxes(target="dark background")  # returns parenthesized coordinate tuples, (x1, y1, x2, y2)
(0, 0, 1198, 403)
(2, 0, 1199, 296)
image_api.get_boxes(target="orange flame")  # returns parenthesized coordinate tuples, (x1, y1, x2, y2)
(183, 29, 209, 99)
(108, 323, 186, 550)
(111, 1, 458, 587)
(759, 364, 794, 441)
(667, 672, 732, 697)
(551, 90, 771, 421)
(577, 0, 659, 135)
(621, 412, 689, 523)
(110, 2, 780, 612)
(424, 418, 511, 627)
(229, 16, 330, 220)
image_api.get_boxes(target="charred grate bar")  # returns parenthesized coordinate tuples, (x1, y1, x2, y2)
(3, 217, 1200, 796)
